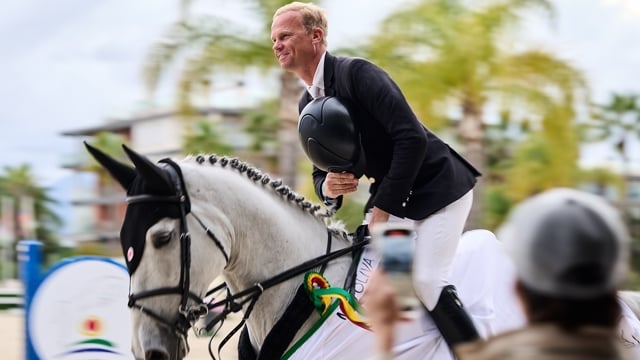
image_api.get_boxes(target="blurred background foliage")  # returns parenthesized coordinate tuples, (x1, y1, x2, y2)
(0, 165, 61, 270)
(140, 0, 640, 287)
(2, 0, 640, 287)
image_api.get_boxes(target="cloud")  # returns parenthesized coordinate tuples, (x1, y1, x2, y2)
(603, 0, 640, 20)
(523, 0, 640, 102)
(0, 0, 179, 183)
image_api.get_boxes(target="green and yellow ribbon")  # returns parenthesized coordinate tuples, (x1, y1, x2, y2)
(304, 272, 370, 330)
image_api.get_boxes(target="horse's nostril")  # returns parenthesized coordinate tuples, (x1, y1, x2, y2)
(145, 349, 169, 360)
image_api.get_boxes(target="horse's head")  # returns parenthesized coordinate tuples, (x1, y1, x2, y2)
(85, 142, 357, 359)
(85, 143, 229, 360)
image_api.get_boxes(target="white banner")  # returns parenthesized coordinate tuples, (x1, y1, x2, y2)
(29, 258, 133, 359)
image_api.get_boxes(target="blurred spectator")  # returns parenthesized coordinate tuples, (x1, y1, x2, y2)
(365, 188, 635, 359)
(362, 269, 400, 360)
(456, 188, 634, 359)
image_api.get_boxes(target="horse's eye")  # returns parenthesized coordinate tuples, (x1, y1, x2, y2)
(153, 231, 174, 248)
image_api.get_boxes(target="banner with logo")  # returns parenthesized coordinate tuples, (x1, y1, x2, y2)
(27, 257, 132, 359)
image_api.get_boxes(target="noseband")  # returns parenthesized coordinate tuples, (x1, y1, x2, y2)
(126, 159, 230, 338)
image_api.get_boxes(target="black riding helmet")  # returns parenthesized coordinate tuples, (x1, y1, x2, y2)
(298, 96, 366, 179)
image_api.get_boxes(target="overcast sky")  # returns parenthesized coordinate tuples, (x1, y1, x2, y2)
(1, 0, 639, 187)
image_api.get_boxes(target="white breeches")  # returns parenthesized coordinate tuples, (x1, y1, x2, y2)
(366, 190, 473, 310)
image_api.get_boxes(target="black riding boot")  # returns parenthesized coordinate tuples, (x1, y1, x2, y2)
(428, 285, 480, 349)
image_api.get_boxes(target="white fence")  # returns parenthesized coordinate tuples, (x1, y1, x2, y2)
(0, 288, 23, 308)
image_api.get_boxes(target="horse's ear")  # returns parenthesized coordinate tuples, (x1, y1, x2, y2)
(84, 141, 136, 190)
(122, 144, 174, 194)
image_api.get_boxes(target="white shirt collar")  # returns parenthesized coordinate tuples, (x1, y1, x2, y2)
(306, 51, 326, 99)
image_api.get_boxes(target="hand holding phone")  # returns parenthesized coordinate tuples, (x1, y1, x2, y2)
(371, 222, 420, 313)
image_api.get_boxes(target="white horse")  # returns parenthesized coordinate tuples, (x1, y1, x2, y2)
(85, 143, 640, 360)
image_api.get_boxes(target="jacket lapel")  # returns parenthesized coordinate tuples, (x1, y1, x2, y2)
(324, 52, 336, 97)
(299, 52, 335, 112)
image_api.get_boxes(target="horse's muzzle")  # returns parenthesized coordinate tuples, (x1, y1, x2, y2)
(145, 349, 170, 360)
(141, 343, 187, 360)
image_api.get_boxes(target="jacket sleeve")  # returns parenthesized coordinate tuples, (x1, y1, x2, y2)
(301, 91, 344, 212)
(349, 59, 427, 216)
(312, 164, 343, 211)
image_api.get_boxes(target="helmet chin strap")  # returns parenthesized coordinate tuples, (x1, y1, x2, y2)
(328, 165, 362, 179)
(327, 166, 349, 173)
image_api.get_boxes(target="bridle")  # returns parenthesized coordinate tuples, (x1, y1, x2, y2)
(126, 158, 229, 339)
(125, 158, 369, 359)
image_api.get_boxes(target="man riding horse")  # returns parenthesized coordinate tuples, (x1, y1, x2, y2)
(272, 2, 481, 352)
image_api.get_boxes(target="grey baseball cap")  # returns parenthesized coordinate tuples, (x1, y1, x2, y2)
(497, 188, 631, 299)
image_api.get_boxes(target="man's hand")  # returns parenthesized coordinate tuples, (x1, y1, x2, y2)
(362, 269, 399, 353)
(323, 172, 359, 198)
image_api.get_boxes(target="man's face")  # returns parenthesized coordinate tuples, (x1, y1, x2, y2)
(271, 11, 316, 72)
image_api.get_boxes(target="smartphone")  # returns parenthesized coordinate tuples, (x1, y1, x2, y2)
(371, 222, 421, 313)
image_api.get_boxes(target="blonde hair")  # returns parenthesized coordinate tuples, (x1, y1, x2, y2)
(273, 2, 328, 45)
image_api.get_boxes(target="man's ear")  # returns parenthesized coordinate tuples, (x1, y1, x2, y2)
(311, 27, 323, 43)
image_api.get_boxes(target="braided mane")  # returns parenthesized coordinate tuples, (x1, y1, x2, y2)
(185, 154, 348, 236)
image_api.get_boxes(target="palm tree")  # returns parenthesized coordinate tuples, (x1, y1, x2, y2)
(583, 93, 640, 242)
(586, 93, 640, 170)
(481, 104, 581, 228)
(144, 0, 313, 189)
(359, 0, 587, 227)
(183, 118, 234, 155)
(245, 99, 280, 153)
(0, 165, 62, 267)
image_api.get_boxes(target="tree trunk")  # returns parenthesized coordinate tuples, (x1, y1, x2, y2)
(458, 97, 486, 229)
(276, 71, 304, 189)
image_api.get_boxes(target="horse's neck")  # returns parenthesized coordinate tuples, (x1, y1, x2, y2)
(183, 162, 352, 348)
(224, 215, 352, 349)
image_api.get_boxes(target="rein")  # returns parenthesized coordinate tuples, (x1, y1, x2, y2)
(127, 158, 369, 359)
(200, 232, 369, 360)
(203, 233, 369, 328)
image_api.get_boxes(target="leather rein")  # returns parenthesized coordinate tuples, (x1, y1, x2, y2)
(125, 159, 369, 358)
